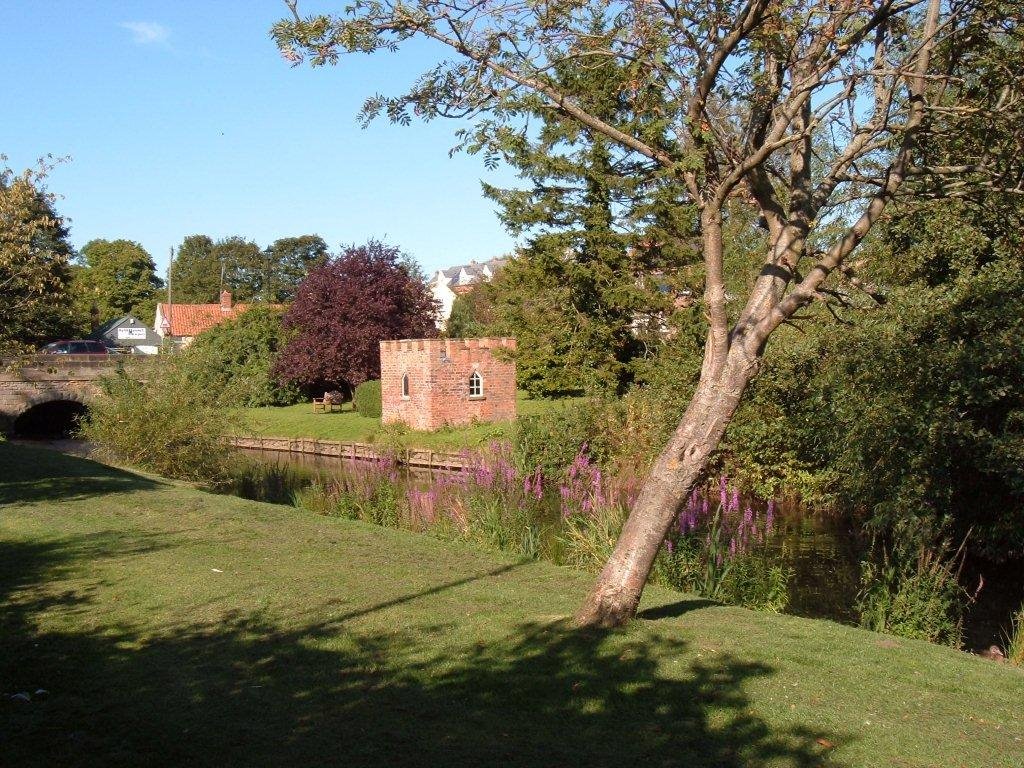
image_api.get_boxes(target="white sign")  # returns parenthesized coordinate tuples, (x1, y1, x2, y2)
(117, 326, 147, 340)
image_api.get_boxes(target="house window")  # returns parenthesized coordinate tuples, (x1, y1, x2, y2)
(401, 373, 410, 399)
(468, 370, 483, 398)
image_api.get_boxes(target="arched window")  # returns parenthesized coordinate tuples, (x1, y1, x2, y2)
(401, 373, 410, 398)
(468, 370, 483, 397)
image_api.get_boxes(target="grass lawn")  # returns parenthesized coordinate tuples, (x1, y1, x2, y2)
(233, 392, 575, 450)
(1, 442, 1022, 767)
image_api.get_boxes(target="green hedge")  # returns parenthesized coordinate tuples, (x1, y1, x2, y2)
(353, 379, 382, 418)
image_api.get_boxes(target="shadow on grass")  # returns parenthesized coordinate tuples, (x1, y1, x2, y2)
(0, 442, 163, 506)
(638, 598, 720, 619)
(1, 537, 849, 768)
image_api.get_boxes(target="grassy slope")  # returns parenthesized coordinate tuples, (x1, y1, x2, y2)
(234, 394, 574, 450)
(1, 443, 1021, 768)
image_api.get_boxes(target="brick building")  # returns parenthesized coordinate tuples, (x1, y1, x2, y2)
(380, 337, 517, 431)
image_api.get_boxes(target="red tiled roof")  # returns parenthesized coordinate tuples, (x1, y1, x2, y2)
(158, 303, 254, 338)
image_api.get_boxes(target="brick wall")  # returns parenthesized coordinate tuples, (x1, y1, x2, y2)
(380, 338, 517, 431)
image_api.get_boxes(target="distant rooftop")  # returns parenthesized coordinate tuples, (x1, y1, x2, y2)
(436, 257, 509, 287)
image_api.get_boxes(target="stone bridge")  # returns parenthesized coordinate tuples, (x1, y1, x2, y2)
(0, 355, 120, 434)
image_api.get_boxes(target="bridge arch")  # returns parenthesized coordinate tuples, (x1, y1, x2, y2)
(0, 355, 116, 435)
(12, 396, 90, 438)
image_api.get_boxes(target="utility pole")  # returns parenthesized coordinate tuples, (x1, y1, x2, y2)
(164, 247, 174, 352)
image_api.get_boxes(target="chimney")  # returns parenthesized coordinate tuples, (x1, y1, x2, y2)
(220, 290, 232, 312)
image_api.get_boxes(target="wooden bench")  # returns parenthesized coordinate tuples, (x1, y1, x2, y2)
(312, 395, 344, 413)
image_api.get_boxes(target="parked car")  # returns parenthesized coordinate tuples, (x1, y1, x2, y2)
(40, 340, 110, 355)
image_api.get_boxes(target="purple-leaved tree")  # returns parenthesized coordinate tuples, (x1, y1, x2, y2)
(273, 240, 438, 394)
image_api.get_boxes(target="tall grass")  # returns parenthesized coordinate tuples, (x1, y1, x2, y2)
(855, 527, 971, 648)
(653, 478, 792, 612)
(1005, 603, 1024, 667)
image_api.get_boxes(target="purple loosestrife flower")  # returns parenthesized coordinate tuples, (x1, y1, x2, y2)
(665, 539, 675, 555)
(559, 485, 572, 518)
(742, 506, 754, 547)
(766, 499, 775, 535)
(729, 488, 740, 515)
(719, 476, 728, 510)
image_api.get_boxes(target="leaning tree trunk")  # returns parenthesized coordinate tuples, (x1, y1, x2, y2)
(575, 349, 759, 627)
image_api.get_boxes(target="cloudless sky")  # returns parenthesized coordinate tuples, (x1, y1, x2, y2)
(1, 0, 521, 276)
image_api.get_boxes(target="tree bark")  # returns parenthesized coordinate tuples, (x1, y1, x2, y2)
(575, 349, 759, 627)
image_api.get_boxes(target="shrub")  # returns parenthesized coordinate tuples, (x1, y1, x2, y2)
(855, 526, 970, 647)
(182, 305, 302, 408)
(81, 358, 235, 484)
(721, 256, 1024, 559)
(353, 379, 382, 417)
(511, 398, 606, 480)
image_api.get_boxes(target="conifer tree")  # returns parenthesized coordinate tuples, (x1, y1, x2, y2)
(478, 19, 694, 394)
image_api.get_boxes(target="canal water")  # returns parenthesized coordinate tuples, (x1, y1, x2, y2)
(230, 447, 1022, 651)
(230, 449, 869, 621)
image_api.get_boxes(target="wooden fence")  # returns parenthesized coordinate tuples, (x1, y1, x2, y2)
(227, 436, 470, 471)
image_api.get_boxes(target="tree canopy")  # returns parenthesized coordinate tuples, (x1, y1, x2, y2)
(72, 238, 163, 327)
(0, 158, 77, 354)
(169, 234, 219, 304)
(170, 233, 329, 304)
(213, 236, 265, 302)
(261, 235, 330, 302)
(273, 240, 438, 392)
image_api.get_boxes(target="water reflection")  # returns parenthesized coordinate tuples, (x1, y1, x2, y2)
(230, 448, 867, 626)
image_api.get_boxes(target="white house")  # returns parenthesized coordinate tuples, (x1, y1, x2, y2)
(429, 257, 508, 328)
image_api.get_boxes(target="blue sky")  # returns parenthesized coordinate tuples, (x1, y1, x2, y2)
(1, 0, 520, 276)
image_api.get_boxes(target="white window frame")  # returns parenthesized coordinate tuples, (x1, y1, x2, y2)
(468, 370, 484, 398)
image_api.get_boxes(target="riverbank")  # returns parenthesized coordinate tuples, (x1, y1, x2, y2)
(232, 393, 576, 450)
(2, 441, 1022, 767)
